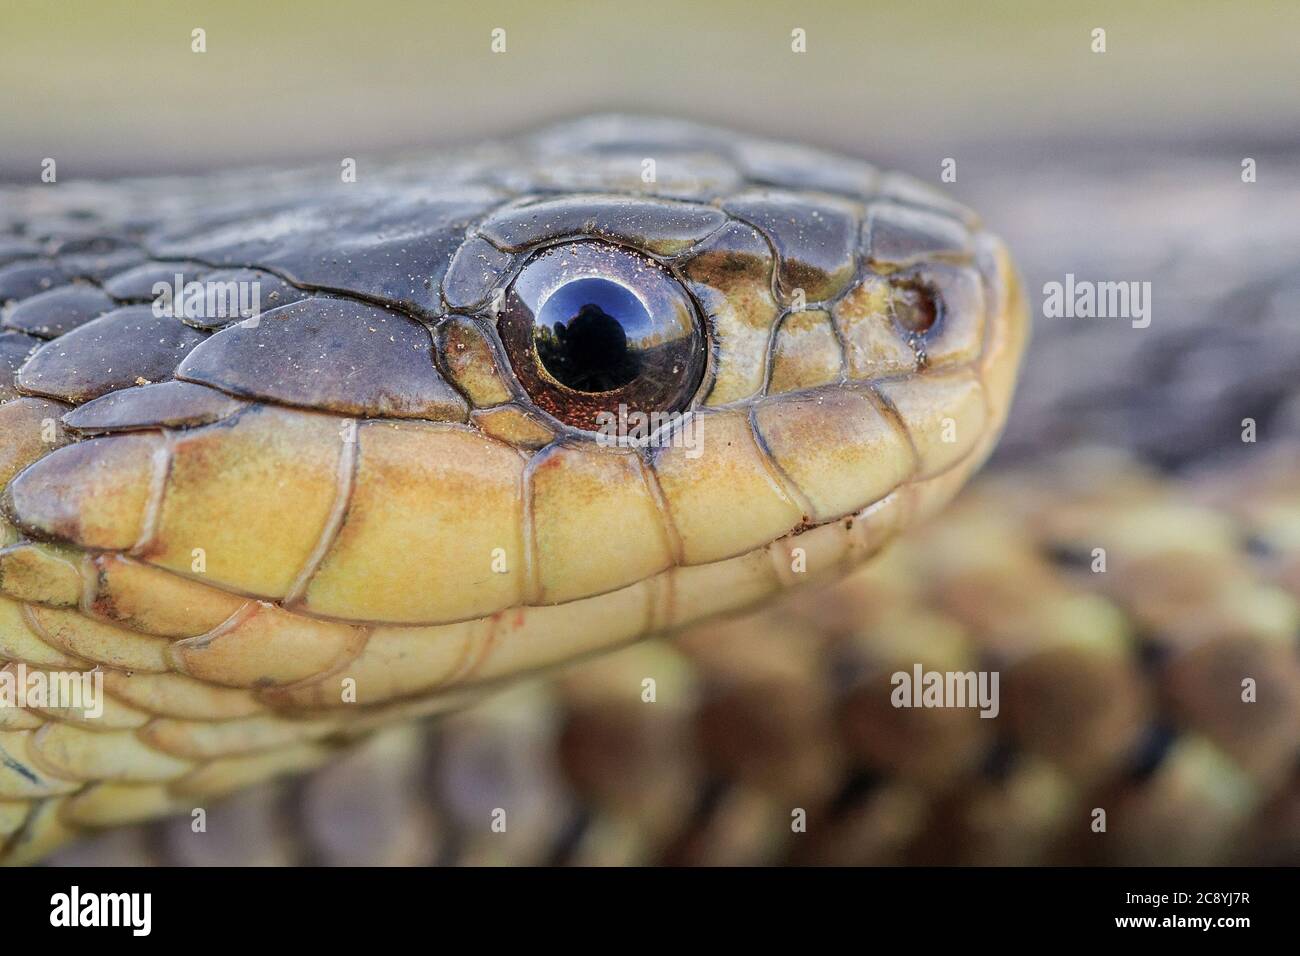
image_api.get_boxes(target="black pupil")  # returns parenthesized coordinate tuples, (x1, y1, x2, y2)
(532, 278, 648, 392)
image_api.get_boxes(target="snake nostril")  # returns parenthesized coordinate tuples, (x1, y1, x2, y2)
(888, 280, 940, 336)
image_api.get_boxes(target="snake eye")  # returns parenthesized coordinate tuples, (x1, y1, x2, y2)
(498, 241, 706, 433)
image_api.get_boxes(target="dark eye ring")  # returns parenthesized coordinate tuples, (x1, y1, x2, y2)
(497, 241, 707, 433)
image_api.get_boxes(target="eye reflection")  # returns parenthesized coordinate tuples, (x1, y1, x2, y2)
(533, 278, 646, 392)
(498, 241, 706, 433)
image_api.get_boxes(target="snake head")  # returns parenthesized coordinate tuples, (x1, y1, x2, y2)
(0, 117, 1029, 711)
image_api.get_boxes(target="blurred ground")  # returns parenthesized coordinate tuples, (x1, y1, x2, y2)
(2, 0, 1297, 178)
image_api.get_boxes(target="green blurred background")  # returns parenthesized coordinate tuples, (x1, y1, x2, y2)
(2, 0, 1296, 178)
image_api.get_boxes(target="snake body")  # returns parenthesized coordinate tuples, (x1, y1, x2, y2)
(0, 117, 1028, 863)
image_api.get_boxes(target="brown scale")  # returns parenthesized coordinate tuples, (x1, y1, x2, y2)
(18, 305, 208, 404)
(3, 283, 117, 339)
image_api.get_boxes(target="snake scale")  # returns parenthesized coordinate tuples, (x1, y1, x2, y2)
(3, 117, 1297, 866)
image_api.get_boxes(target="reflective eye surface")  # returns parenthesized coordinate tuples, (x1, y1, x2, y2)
(533, 277, 646, 391)
(499, 241, 706, 433)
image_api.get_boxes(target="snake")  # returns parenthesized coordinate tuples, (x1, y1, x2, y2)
(10, 113, 1300, 868)
(0, 116, 1031, 864)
